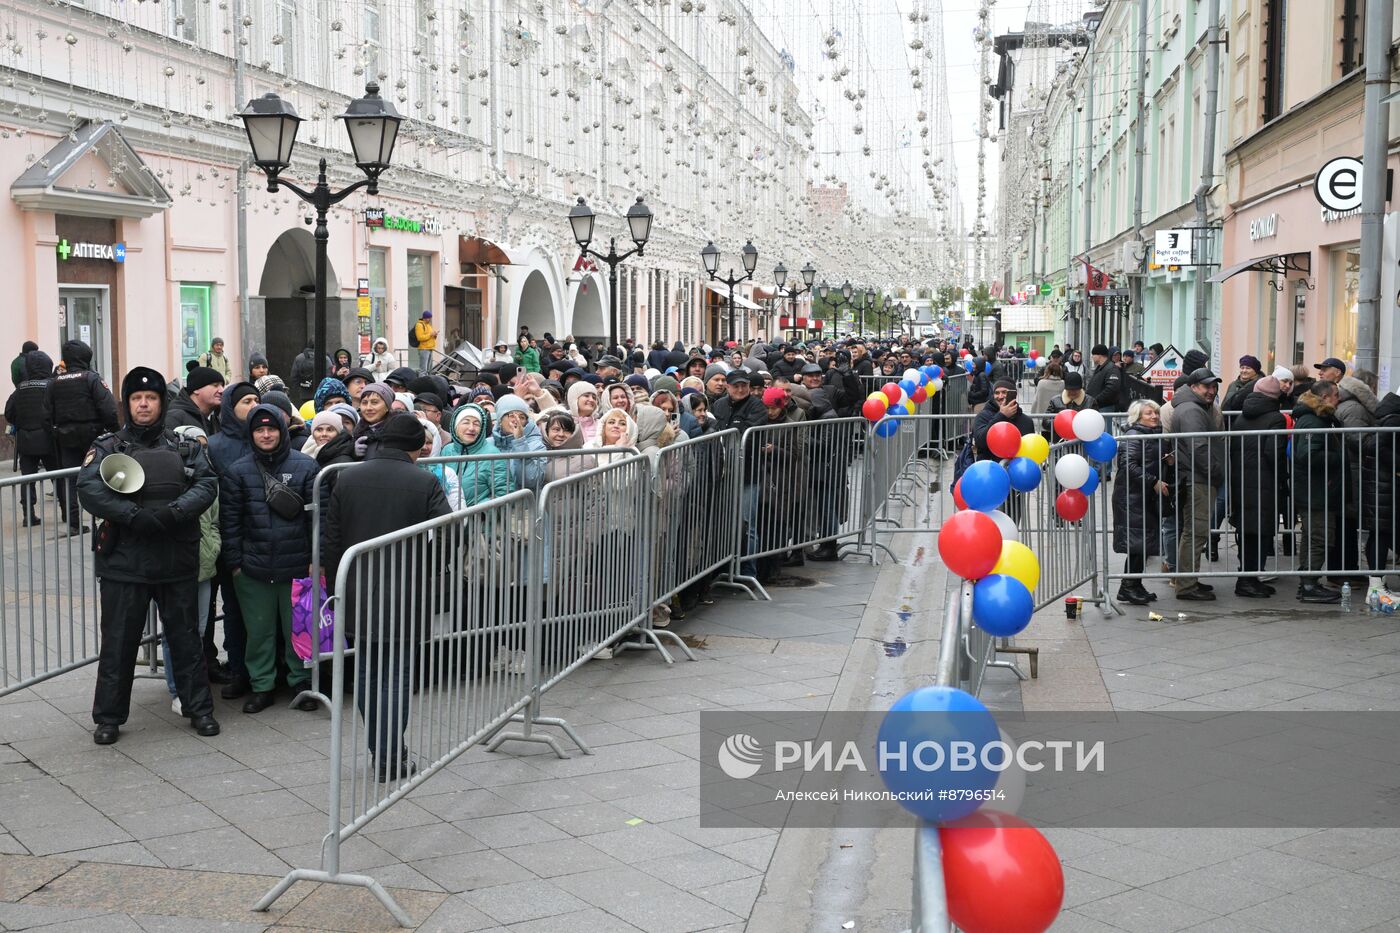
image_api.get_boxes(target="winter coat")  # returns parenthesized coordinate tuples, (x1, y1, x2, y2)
(4, 351, 54, 456)
(207, 382, 258, 475)
(1291, 391, 1343, 513)
(1085, 362, 1123, 412)
(1168, 390, 1223, 487)
(196, 350, 234, 382)
(195, 495, 221, 583)
(368, 339, 397, 376)
(493, 411, 548, 491)
(1361, 392, 1400, 543)
(44, 341, 118, 451)
(414, 319, 437, 351)
(1228, 392, 1289, 540)
(290, 350, 329, 397)
(219, 404, 319, 584)
(543, 423, 595, 483)
(443, 404, 514, 506)
(165, 391, 215, 434)
(1222, 377, 1258, 416)
(418, 424, 462, 511)
(513, 346, 541, 373)
(633, 405, 677, 453)
(321, 446, 451, 642)
(1111, 423, 1170, 556)
(710, 393, 768, 434)
(770, 357, 805, 381)
(972, 399, 1034, 462)
(1031, 377, 1064, 415)
(647, 348, 672, 371)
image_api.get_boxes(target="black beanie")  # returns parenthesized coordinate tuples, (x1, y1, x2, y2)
(226, 382, 260, 414)
(186, 366, 225, 393)
(378, 412, 427, 451)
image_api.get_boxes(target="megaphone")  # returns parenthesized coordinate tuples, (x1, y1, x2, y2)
(100, 454, 145, 495)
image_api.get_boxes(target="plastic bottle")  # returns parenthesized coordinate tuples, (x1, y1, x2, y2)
(1341, 582, 1352, 613)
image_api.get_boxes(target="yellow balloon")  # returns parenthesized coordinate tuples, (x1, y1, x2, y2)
(903, 399, 917, 416)
(299, 400, 317, 422)
(993, 541, 1040, 592)
(1018, 433, 1050, 465)
(867, 391, 889, 411)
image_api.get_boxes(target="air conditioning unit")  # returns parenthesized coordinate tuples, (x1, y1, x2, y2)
(1121, 239, 1147, 275)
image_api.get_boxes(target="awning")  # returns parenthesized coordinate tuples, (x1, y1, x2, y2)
(704, 281, 761, 311)
(458, 236, 516, 266)
(11, 120, 170, 219)
(1208, 251, 1311, 284)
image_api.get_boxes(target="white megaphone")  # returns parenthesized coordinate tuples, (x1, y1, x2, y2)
(99, 454, 145, 495)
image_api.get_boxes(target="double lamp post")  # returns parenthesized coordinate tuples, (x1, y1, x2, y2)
(701, 240, 759, 345)
(567, 196, 654, 357)
(773, 261, 817, 342)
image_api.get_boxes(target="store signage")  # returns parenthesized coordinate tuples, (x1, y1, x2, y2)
(1321, 206, 1361, 224)
(1039, 282, 1052, 297)
(1315, 157, 1364, 212)
(1155, 229, 1193, 264)
(56, 239, 124, 263)
(364, 209, 439, 234)
(1142, 343, 1184, 401)
(356, 296, 371, 318)
(357, 278, 370, 297)
(1248, 214, 1278, 241)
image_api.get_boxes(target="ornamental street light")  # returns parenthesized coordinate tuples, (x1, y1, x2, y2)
(701, 239, 759, 345)
(776, 261, 817, 342)
(567, 196, 653, 355)
(239, 83, 401, 383)
(857, 286, 877, 338)
(817, 279, 856, 337)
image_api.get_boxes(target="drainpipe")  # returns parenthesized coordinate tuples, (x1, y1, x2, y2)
(1131, 0, 1148, 346)
(1355, 0, 1394, 375)
(234, 0, 251, 356)
(1082, 53, 1096, 352)
(1192, 0, 1221, 352)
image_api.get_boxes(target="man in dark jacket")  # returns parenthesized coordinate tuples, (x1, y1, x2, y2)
(1085, 344, 1123, 412)
(220, 404, 320, 714)
(5, 350, 57, 526)
(972, 380, 1034, 462)
(1292, 381, 1344, 603)
(77, 367, 220, 744)
(323, 413, 450, 781)
(1045, 372, 1089, 419)
(205, 380, 261, 696)
(771, 345, 804, 381)
(849, 342, 875, 378)
(289, 345, 330, 404)
(1172, 369, 1225, 601)
(208, 382, 261, 475)
(1229, 378, 1288, 598)
(10, 340, 37, 388)
(165, 367, 224, 435)
(1364, 391, 1400, 574)
(45, 340, 119, 535)
(711, 370, 768, 434)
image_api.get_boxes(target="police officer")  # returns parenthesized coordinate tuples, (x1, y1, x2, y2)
(45, 340, 118, 535)
(3, 349, 57, 527)
(78, 366, 220, 744)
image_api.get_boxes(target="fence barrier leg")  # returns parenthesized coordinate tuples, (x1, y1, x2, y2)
(485, 693, 592, 758)
(253, 868, 414, 928)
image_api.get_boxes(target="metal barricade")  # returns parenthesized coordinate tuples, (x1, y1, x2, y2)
(0, 468, 104, 696)
(255, 490, 538, 925)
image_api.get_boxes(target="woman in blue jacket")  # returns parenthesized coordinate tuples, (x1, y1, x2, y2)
(493, 395, 547, 491)
(220, 405, 320, 713)
(443, 403, 513, 505)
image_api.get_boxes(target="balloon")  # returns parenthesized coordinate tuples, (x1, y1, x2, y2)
(952, 478, 968, 511)
(877, 686, 1001, 822)
(1283, 412, 1295, 430)
(941, 811, 1064, 933)
(868, 391, 890, 405)
(899, 378, 917, 397)
(1006, 457, 1042, 493)
(862, 398, 888, 422)
(972, 574, 1034, 636)
(1053, 453, 1090, 489)
(1029, 349, 1039, 360)
(882, 383, 903, 405)
(986, 509, 1019, 543)
(986, 422, 1023, 460)
(874, 417, 900, 438)
(1017, 433, 1049, 464)
(902, 399, 917, 416)
(904, 368, 922, 384)
(960, 460, 1011, 512)
(1072, 408, 1106, 442)
(1024, 358, 1036, 369)
(912, 385, 928, 404)
(930, 365, 943, 379)
(983, 362, 993, 374)
(964, 359, 976, 373)
(960, 348, 970, 358)
(1056, 489, 1089, 521)
(1079, 466, 1100, 497)
(937, 510, 1003, 580)
(993, 541, 1040, 592)
(1084, 432, 1118, 463)
(1036, 357, 1048, 368)
(930, 377, 944, 393)
(1052, 409, 1078, 441)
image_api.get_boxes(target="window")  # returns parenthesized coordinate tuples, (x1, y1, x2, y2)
(1329, 246, 1360, 367)
(368, 248, 388, 352)
(363, 2, 382, 80)
(178, 284, 213, 372)
(1340, 0, 1364, 74)
(170, 0, 199, 42)
(1262, 0, 1288, 122)
(272, 0, 297, 75)
(408, 251, 433, 318)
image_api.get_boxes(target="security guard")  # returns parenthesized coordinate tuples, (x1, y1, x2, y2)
(45, 340, 119, 535)
(78, 366, 220, 744)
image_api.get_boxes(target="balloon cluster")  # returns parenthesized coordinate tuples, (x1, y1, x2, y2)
(1022, 349, 1048, 370)
(862, 364, 946, 438)
(1049, 409, 1116, 521)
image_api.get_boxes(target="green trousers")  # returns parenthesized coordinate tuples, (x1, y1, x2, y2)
(233, 575, 308, 693)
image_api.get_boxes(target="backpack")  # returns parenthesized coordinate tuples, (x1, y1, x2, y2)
(408, 323, 420, 348)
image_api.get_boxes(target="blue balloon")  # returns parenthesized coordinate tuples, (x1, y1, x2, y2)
(1079, 466, 1100, 496)
(1024, 358, 1036, 368)
(899, 379, 917, 396)
(877, 686, 1001, 822)
(984, 362, 993, 374)
(973, 574, 1034, 637)
(874, 417, 900, 438)
(964, 359, 976, 373)
(930, 365, 943, 379)
(1007, 456, 1042, 492)
(960, 460, 1010, 512)
(1084, 432, 1119, 463)
(920, 365, 937, 380)
(916, 371, 931, 386)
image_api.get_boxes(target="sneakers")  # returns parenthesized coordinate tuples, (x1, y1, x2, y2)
(651, 605, 671, 628)
(1298, 584, 1342, 604)
(170, 696, 183, 716)
(21, 512, 41, 528)
(578, 643, 614, 660)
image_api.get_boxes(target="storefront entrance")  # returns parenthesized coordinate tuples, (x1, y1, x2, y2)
(58, 286, 111, 378)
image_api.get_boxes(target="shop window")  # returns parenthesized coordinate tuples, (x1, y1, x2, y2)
(407, 251, 433, 319)
(179, 284, 213, 372)
(1328, 246, 1360, 368)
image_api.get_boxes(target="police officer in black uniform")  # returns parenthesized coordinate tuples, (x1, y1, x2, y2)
(45, 340, 119, 535)
(78, 366, 220, 745)
(3, 349, 57, 527)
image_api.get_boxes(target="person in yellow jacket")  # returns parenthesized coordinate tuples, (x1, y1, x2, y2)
(413, 311, 436, 373)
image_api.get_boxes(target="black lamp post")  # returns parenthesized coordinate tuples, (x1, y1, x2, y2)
(239, 83, 401, 384)
(817, 279, 855, 337)
(856, 286, 877, 339)
(775, 261, 817, 342)
(568, 196, 653, 357)
(702, 240, 758, 345)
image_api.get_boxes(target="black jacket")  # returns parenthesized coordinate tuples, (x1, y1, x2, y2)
(1111, 423, 1171, 556)
(710, 393, 768, 434)
(1229, 392, 1288, 540)
(823, 365, 862, 418)
(1362, 392, 1400, 543)
(165, 392, 216, 434)
(322, 447, 451, 641)
(45, 341, 118, 450)
(219, 404, 319, 584)
(1291, 391, 1342, 513)
(77, 418, 217, 584)
(770, 357, 804, 381)
(1085, 362, 1123, 412)
(4, 351, 54, 456)
(208, 382, 257, 475)
(972, 399, 1034, 461)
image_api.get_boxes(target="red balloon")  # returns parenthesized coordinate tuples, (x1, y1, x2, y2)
(1052, 409, 1078, 441)
(1056, 489, 1088, 521)
(912, 385, 928, 404)
(953, 479, 968, 511)
(882, 383, 903, 405)
(1029, 349, 1039, 360)
(986, 422, 1022, 460)
(937, 511, 1002, 581)
(862, 398, 887, 422)
(960, 348, 971, 358)
(940, 811, 1064, 933)
(1283, 412, 1295, 430)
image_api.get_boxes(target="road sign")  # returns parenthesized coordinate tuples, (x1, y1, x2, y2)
(1315, 157, 1364, 212)
(1039, 282, 1052, 297)
(1154, 229, 1192, 266)
(1142, 343, 1184, 401)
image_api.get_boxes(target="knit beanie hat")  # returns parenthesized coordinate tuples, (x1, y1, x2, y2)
(378, 412, 427, 451)
(185, 367, 225, 393)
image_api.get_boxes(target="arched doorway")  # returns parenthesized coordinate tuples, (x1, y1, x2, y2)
(258, 229, 338, 385)
(516, 269, 557, 342)
(570, 273, 607, 347)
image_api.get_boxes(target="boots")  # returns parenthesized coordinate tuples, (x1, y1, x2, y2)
(22, 509, 41, 528)
(781, 549, 805, 568)
(1116, 583, 1152, 606)
(808, 542, 841, 562)
(1234, 579, 1271, 599)
(1208, 533, 1221, 563)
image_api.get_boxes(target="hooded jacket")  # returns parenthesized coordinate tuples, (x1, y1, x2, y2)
(443, 403, 513, 506)
(542, 415, 595, 482)
(44, 340, 118, 449)
(418, 417, 462, 510)
(219, 404, 319, 583)
(567, 382, 601, 444)
(208, 381, 259, 475)
(368, 338, 397, 376)
(164, 389, 217, 434)
(633, 405, 676, 453)
(4, 351, 55, 456)
(1335, 375, 1379, 428)
(494, 396, 547, 489)
(1228, 391, 1289, 540)
(1292, 390, 1343, 511)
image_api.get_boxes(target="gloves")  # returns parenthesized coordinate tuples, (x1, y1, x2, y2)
(129, 510, 164, 536)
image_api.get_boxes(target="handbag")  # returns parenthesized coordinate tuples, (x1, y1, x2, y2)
(290, 576, 334, 662)
(257, 460, 306, 521)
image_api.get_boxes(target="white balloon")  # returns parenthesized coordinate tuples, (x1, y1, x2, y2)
(987, 727, 1027, 816)
(1036, 356, 1048, 367)
(903, 368, 922, 384)
(1072, 408, 1106, 442)
(930, 377, 944, 393)
(986, 509, 1018, 542)
(1054, 452, 1091, 489)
